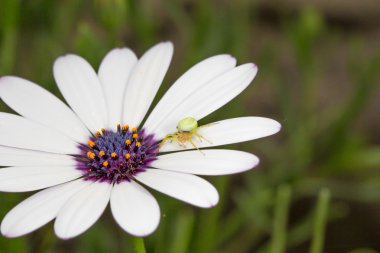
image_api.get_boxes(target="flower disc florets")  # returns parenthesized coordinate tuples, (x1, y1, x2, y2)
(77, 124, 158, 183)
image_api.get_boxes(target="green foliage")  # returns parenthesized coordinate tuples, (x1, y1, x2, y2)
(0, 1, 379, 253)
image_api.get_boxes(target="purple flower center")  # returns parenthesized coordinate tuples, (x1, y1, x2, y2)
(76, 124, 158, 183)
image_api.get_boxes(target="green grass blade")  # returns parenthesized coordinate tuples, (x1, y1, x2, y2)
(269, 184, 292, 253)
(309, 188, 330, 253)
(132, 237, 146, 253)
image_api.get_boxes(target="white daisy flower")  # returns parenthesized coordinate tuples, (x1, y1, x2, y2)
(0, 42, 280, 239)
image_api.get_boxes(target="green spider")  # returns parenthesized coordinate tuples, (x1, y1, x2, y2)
(159, 117, 212, 152)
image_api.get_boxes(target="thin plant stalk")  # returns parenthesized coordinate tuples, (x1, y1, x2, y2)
(270, 184, 292, 253)
(132, 237, 146, 253)
(309, 188, 330, 253)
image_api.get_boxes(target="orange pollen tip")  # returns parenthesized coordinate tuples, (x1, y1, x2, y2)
(122, 124, 129, 130)
(111, 152, 117, 158)
(99, 150, 105, 157)
(102, 161, 109, 167)
(101, 128, 106, 133)
(132, 134, 138, 139)
(136, 142, 141, 147)
(87, 152, 95, 159)
(87, 140, 95, 147)
(132, 127, 137, 133)
(95, 131, 101, 137)
(125, 153, 131, 159)
(125, 139, 131, 145)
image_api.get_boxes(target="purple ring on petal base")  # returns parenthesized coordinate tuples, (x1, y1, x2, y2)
(76, 125, 158, 183)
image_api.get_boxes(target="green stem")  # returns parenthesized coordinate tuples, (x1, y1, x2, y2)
(132, 237, 146, 253)
(168, 209, 195, 253)
(0, 0, 20, 74)
(309, 188, 330, 253)
(270, 184, 292, 253)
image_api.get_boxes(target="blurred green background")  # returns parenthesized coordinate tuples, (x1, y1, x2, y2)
(1, 0, 380, 252)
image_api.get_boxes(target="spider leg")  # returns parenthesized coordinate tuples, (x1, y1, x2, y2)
(159, 134, 176, 150)
(194, 122, 218, 143)
(177, 139, 187, 148)
(194, 131, 213, 144)
(188, 135, 204, 155)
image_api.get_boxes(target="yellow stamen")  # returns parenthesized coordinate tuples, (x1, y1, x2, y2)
(136, 142, 141, 148)
(99, 150, 105, 157)
(125, 153, 131, 159)
(87, 140, 95, 148)
(87, 151, 95, 159)
(122, 124, 129, 131)
(132, 133, 138, 139)
(132, 127, 137, 133)
(101, 128, 106, 133)
(125, 139, 131, 145)
(95, 131, 101, 137)
(102, 161, 109, 167)
(111, 152, 117, 158)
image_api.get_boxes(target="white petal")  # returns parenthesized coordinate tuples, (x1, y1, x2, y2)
(159, 117, 281, 152)
(53, 54, 108, 132)
(0, 166, 82, 192)
(135, 169, 218, 208)
(143, 54, 236, 135)
(98, 48, 138, 129)
(152, 149, 259, 175)
(0, 113, 78, 154)
(0, 146, 75, 167)
(110, 181, 160, 236)
(1, 179, 89, 238)
(54, 182, 112, 239)
(122, 42, 173, 127)
(146, 63, 257, 140)
(0, 76, 90, 143)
